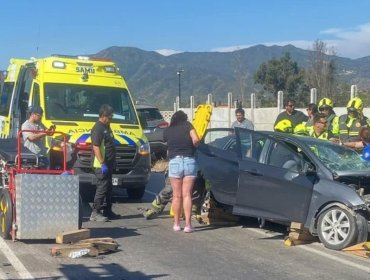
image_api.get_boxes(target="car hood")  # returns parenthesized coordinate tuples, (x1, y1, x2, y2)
(334, 170, 370, 178)
(332, 172, 370, 198)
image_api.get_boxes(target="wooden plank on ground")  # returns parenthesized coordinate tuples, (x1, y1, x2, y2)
(78, 241, 119, 254)
(56, 229, 91, 244)
(51, 244, 99, 258)
(76, 237, 114, 244)
(343, 250, 370, 258)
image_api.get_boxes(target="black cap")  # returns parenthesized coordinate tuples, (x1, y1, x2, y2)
(28, 105, 43, 114)
(347, 107, 357, 112)
(319, 105, 330, 111)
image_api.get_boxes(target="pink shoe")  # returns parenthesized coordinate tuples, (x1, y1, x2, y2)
(183, 225, 194, 233)
(173, 224, 181, 232)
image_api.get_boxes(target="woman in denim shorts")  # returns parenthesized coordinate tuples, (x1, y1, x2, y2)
(164, 111, 199, 233)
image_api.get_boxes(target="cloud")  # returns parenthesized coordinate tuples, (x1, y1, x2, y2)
(321, 23, 370, 58)
(211, 23, 370, 59)
(320, 28, 343, 35)
(211, 40, 312, 53)
(155, 49, 183, 56)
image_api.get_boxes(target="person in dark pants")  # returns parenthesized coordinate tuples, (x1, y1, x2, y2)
(89, 104, 120, 222)
(143, 169, 206, 219)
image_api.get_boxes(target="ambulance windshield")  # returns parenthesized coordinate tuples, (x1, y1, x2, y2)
(44, 83, 139, 124)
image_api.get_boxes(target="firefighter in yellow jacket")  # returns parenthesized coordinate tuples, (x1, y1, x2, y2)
(318, 98, 338, 135)
(309, 113, 336, 140)
(332, 97, 370, 142)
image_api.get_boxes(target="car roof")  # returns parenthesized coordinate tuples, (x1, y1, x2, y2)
(135, 104, 159, 110)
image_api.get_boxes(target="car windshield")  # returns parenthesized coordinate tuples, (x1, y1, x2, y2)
(301, 137, 370, 172)
(43, 83, 139, 124)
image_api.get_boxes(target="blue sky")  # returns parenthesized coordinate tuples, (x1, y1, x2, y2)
(2, 0, 370, 69)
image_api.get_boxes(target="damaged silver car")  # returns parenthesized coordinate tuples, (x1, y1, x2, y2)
(196, 128, 370, 250)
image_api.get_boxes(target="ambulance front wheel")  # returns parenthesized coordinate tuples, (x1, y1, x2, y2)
(0, 189, 13, 239)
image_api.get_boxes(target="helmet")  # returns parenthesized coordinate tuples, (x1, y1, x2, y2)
(318, 98, 333, 111)
(361, 145, 370, 162)
(274, 119, 293, 133)
(346, 97, 363, 112)
(293, 123, 308, 135)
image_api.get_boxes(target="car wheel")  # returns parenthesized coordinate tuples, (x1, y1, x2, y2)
(127, 185, 146, 200)
(317, 206, 365, 250)
(354, 212, 369, 244)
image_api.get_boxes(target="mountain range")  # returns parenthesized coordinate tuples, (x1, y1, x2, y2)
(2, 45, 368, 110)
(69, 45, 370, 109)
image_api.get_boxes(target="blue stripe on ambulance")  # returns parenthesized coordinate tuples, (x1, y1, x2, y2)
(117, 134, 136, 146)
(76, 134, 90, 143)
(137, 138, 145, 145)
(76, 133, 140, 147)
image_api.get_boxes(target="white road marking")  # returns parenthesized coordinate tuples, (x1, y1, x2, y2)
(246, 227, 370, 274)
(0, 238, 34, 279)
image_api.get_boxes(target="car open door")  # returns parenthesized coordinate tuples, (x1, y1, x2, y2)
(233, 129, 315, 223)
(196, 128, 240, 206)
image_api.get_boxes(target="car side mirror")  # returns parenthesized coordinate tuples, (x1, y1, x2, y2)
(303, 162, 316, 175)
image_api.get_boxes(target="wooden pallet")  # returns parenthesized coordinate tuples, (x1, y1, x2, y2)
(196, 196, 239, 226)
(52, 229, 119, 258)
(284, 222, 318, 246)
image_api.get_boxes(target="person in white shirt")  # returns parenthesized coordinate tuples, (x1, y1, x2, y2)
(21, 105, 55, 167)
(231, 108, 254, 130)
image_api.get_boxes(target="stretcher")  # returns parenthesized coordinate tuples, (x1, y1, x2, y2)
(192, 104, 213, 139)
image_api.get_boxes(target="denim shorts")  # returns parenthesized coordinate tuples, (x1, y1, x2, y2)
(168, 156, 198, 178)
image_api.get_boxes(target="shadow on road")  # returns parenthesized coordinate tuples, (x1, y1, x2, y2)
(58, 263, 169, 280)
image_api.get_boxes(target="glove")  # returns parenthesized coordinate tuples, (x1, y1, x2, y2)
(101, 163, 109, 175)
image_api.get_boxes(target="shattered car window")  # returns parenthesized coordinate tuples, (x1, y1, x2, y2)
(305, 139, 370, 172)
(238, 128, 267, 161)
(204, 130, 235, 150)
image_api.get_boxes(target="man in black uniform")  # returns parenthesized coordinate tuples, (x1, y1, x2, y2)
(89, 104, 120, 222)
(274, 99, 308, 130)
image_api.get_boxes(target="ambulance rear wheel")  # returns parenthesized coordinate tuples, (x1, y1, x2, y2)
(0, 189, 13, 239)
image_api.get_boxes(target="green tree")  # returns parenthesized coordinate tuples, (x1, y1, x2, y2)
(232, 49, 250, 107)
(306, 40, 338, 100)
(254, 53, 308, 105)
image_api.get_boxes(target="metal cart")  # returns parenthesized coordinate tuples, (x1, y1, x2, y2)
(0, 130, 81, 240)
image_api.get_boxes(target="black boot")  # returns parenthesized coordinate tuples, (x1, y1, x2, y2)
(103, 208, 121, 219)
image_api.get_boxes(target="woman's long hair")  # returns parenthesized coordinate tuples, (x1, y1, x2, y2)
(170, 110, 188, 127)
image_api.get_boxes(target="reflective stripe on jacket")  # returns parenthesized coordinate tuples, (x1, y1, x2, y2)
(309, 130, 330, 140)
(93, 140, 105, 168)
(338, 114, 368, 140)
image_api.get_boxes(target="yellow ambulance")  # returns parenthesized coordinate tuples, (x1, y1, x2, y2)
(0, 55, 150, 199)
(0, 58, 30, 137)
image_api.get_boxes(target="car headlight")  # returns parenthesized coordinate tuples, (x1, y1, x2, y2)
(138, 142, 150, 156)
